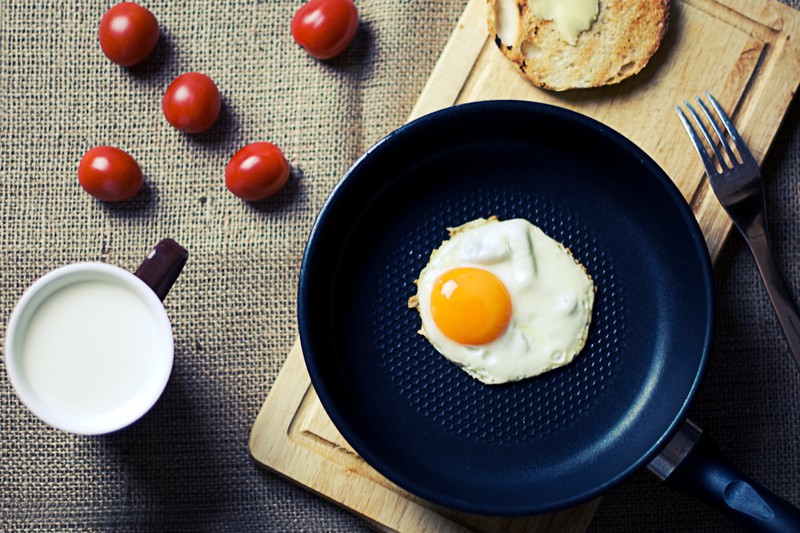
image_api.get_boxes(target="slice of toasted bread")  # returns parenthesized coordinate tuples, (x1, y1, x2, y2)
(488, 0, 670, 91)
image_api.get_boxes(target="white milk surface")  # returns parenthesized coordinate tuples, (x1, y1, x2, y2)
(19, 279, 165, 417)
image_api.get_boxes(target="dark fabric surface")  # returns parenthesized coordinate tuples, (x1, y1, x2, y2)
(1, 1, 798, 531)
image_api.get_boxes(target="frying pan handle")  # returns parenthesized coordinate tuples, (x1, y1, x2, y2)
(662, 427, 800, 531)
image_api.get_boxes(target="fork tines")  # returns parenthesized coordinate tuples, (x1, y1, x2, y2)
(675, 91, 756, 176)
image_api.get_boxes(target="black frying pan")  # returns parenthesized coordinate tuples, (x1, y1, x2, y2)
(298, 101, 800, 527)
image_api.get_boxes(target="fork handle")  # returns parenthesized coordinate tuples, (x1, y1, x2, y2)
(744, 231, 800, 370)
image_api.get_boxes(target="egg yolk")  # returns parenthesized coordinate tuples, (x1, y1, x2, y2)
(430, 267, 512, 345)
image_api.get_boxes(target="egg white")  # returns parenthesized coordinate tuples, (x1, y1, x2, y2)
(410, 217, 595, 384)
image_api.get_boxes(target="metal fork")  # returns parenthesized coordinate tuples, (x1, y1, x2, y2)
(677, 92, 800, 371)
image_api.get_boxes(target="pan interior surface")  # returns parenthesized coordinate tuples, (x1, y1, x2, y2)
(299, 101, 714, 515)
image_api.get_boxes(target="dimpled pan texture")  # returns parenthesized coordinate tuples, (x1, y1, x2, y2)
(299, 101, 714, 515)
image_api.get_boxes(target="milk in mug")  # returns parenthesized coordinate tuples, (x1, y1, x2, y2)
(5, 256, 182, 435)
(19, 278, 169, 417)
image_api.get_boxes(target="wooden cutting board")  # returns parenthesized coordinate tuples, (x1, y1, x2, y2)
(249, 0, 800, 530)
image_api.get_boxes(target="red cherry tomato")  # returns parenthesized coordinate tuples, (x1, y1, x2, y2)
(162, 73, 221, 134)
(78, 146, 143, 202)
(291, 0, 359, 60)
(98, 2, 159, 67)
(225, 142, 291, 201)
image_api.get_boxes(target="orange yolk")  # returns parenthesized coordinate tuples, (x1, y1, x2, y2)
(430, 267, 512, 345)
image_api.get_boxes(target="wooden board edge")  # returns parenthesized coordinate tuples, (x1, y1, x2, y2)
(248, 338, 305, 461)
(408, 0, 488, 122)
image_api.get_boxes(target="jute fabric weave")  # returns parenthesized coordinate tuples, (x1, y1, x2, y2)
(1, 1, 798, 531)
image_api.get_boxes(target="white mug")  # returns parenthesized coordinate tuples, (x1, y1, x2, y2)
(4, 239, 188, 435)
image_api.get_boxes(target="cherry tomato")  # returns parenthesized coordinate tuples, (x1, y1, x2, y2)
(78, 146, 143, 202)
(291, 0, 359, 60)
(225, 142, 291, 201)
(98, 2, 159, 67)
(162, 72, 221, 134)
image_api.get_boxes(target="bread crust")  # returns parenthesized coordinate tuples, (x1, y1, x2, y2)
(488, 0, 670, 91)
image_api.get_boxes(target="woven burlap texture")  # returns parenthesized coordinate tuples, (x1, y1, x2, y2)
(2, 1, 799, 531)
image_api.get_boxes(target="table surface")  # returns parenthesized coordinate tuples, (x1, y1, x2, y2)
(2, 1, 799, 531)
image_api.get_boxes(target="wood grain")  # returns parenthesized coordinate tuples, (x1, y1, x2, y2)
(250, 0, 800, 530)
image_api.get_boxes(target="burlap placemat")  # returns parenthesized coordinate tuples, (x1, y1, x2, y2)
(1, 1, 798, 531)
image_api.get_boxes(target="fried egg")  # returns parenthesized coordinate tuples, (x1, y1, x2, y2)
(409, 217, 595, 384)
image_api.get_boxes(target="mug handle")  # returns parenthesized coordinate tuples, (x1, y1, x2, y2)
(134, 239, 189, 301)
